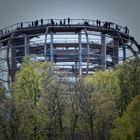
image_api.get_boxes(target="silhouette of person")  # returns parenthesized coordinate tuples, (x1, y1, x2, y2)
(104, 22, 107, 28)
(109, 22, 113, 28)
(115, 25, 118, 30)
(32, 21, 34, 27)
(60, 20, 62, 25)
(108, 22, 111, 29)
(96, 19, 101, 27)
(41, 19, 43, 26)
(84, 21, 87, 25)
(106, 22, 109, 28)
(96, 19, 99, 26)
(35, 20, 38, 26)
(21, 22, 23, 28)
(36, 20, 38, 26)
(104, 22, 110, 28)
(68, 17, 70, 25)
(63, 19, 66, 25)
(51, 19, 54, 26)
(125, 26, 128, 33)
(98, 20, 101, 26)
(107, 22, 109, 28)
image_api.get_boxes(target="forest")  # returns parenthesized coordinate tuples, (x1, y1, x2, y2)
(0, 57, 140, 140)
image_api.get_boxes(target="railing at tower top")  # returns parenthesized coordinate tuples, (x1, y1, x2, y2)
(0, 19, 129, 36)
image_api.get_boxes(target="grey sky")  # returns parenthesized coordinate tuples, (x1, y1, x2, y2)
(0, 0, 140, 42)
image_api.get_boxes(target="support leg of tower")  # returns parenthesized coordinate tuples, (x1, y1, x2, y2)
(7, 33, 15, 92)
(84, 28, 90, 75)
(24, 34, 30, 55)
(113, 38, 119, 65)
(50, 31, 54, 64)
(101, 33, 106, 69)
(116, 31, 126, 62)
(44, 27, 48, 60)
(78, 31, 82, 76)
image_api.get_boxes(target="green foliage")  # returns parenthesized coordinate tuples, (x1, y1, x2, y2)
(0, 86, 6, 102)
(111, 95, 140, 140)
(84, 59, 140, 139)
(12, 59, 52, 139)
(115, 59, 140, 113)
(0, 58, 53, 140)
(91, 93, 118, 140)
(0, 58, 140, 140)
(13, 58, 52, 103)
(40, 78, 68, 139)
(85, 70, 120, 99)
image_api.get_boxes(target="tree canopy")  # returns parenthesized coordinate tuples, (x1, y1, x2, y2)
(0, 58, 140, 140)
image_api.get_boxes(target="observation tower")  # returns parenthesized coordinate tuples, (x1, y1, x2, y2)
(0, 18, 140, 91)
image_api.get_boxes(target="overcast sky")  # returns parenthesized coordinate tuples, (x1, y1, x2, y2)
(0, 0, 140, 42)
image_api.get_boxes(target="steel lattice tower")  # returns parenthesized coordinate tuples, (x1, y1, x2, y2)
(0, 19, 140, 92)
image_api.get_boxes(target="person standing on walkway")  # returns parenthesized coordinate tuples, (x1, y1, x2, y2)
(68, 17, 70, 25)
(41, 19, 43, 26)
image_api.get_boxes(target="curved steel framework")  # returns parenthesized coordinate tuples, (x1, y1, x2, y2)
(0, 19, 140, 91)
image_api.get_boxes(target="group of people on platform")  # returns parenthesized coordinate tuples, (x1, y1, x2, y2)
(0, 18, 129, 35)
(96, 19, 128, 33)
(21, 18, 71, 28)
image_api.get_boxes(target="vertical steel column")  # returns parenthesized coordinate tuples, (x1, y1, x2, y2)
(0, 46, 8, 87)
(44, 27, 48, 60)
(113, 38, 119, 65)
(84, 28, 90, 74)
(7, 33, 15, 92)
(101, 33, 106, 69)
(6, 44, 11, 92)
(116, 31, 126, 61)
(78, 31, 82, 76)
(122, 45, 126, 62)
(50, 31, 54, 64)
(24, 35, 30, 55)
